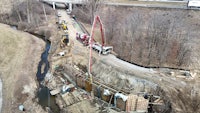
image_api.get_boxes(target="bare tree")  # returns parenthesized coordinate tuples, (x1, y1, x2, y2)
(27, 0, 30, 23)
(87, 0, 102, 24)
(11, 0, 22, 22)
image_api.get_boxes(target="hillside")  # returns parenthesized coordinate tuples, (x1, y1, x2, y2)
(0, 0, 25, 14)
(72, 4, 200, 71)
(96, 6, 200, 71)
(0, 24, 46, 113)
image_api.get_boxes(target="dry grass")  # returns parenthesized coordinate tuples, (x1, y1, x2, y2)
(0, 23, 46, 113)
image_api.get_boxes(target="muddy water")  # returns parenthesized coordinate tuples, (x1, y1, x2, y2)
(36, 39, 60, 113)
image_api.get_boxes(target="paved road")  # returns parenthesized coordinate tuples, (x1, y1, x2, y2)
(104, 1, 188, 9)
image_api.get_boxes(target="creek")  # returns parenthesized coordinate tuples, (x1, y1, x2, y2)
(36, 39, 60, 113)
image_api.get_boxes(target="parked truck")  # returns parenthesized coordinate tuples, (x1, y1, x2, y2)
(188, 0, 200, 8)
(92, 43, 113, 55)
(76, 16, 113, 55)
(76, 32, 90, 46)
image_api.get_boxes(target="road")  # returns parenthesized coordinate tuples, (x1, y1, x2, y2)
(104, 0, 188, 9)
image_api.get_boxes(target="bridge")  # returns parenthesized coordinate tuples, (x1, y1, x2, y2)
(41, 0, 188, 12)
(41, 0, 87, 11)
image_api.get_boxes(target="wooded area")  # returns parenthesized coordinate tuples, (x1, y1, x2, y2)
(0, 0, 54, 28)
(100, 7, 195, 69)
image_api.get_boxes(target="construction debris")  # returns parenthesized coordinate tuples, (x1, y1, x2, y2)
(45, 64, 163, 113)
(50, 88, 60, 95)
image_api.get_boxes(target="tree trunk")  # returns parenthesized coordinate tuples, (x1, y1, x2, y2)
(16, 10, 22, 22)
(27, 0, 30, 23)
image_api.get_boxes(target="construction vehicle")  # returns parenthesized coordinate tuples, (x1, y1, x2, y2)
(76, 17, 113, 55)
(188, 0, 200, 8)
(60, 34, 69, 48)
(76, 32, 90, 46)
(76, 15, 113, 55)
(58, 20, 68, 30)
(92, 43, 113, 55)
(62, 22, 68, 31)
(89, 15, 113, 55)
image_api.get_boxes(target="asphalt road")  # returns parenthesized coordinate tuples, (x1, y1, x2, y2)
(104, 1, 188, 9)
(43, 0, 189, 9)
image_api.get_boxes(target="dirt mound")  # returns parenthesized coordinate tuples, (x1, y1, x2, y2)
(92, 59, 158, 94)
(0, 24, 46, 113)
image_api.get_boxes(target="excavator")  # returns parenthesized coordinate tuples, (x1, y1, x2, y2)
(62, 22, 68, 31)
(60, 34, 69, 48)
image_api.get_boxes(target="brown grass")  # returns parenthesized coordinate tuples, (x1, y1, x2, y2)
(0, 23, 46, 113)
